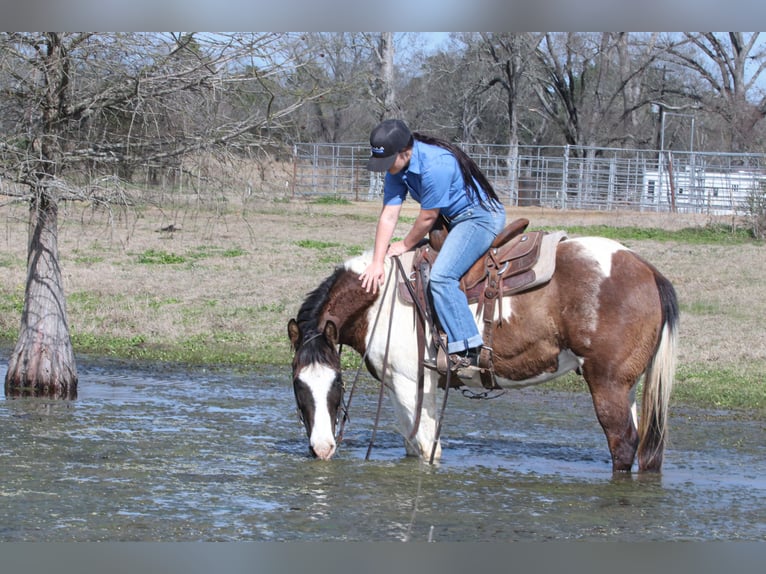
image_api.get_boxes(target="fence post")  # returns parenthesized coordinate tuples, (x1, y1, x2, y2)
(352, 146, 358, 201)
(291, 145, 297, 199)
(560, 145, 569, 210)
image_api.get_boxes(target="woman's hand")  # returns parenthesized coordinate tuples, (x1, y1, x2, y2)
(360, 203, 401, 294)
(386, 241, 408, 257)
(359, 261, 386, 294)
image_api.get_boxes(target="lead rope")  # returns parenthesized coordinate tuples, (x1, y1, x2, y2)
(364, 262, 400, 461)
(429, 344, 451, 465)
(336, 260, 395, 446)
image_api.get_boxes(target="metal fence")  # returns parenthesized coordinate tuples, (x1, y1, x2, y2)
(291, 142, 766, 216)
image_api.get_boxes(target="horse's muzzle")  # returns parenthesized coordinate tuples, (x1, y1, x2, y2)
(310, 440, 336, 460)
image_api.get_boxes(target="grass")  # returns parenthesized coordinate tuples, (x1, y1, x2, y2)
(295, 239, 342, 250)
(538, 364, 764, 414)
(674, 363, 765, 411)
(555, 223, 761, 244)
(0, 199, 763, 416)
(311, 195, 352, 206)
(137, 249, 186, 264)
(681, 300, 721, 316)
(0, 289, 24, 315)
(136, 245, 248, 265)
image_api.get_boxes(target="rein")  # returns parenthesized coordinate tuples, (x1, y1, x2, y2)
(336, 253, 454, 464)
(364, 263, 399, 461)
(393, 254, 454, 464)
(335, 260, 396, 451)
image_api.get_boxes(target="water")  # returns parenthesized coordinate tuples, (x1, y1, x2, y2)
(0, 358, 764, 541)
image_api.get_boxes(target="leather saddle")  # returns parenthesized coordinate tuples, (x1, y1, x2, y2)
(397, 217, 564, 388)
(399, 217, 547, 309)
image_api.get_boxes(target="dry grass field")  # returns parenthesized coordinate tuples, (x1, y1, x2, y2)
(1, 196, 763, 411)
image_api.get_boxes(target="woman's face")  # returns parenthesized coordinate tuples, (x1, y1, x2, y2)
(388, 149, 412, 175)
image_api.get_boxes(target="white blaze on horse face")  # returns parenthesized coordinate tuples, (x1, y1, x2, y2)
(298, 363, 337, 460)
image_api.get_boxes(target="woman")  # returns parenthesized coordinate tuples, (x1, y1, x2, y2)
(359, 119, 506, 370)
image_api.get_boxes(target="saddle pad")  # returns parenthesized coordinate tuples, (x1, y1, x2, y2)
(503, 230, 567, 296)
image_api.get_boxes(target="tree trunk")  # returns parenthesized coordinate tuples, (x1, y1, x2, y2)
(379, 32, 396, 118)
(5, 195, 78, 399)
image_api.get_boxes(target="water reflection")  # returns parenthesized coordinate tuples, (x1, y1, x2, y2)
(1, 358, 764, 541)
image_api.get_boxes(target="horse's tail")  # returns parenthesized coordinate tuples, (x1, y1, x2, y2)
(637, 272, 679, 471)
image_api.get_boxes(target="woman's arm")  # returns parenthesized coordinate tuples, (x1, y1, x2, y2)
(387, 207, 440, 256)
(359, 203, 402, 294)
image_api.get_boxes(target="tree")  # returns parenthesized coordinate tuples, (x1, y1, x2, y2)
(283, 33, 368, 143)
(374, 32, 397, 119)
(663, 32, 766, 152)
(400, 35, 494, 141)
(529, 33, 670, 152)
(0, 32, 323, 398)
(476, 33, 544, 201)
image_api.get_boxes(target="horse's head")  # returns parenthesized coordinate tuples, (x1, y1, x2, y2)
(287, 318, 343, 460)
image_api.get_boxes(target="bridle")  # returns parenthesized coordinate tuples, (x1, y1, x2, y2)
(293, 330, 342, 428)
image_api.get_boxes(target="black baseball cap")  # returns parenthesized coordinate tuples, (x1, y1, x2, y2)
(366, 119, 412, 172)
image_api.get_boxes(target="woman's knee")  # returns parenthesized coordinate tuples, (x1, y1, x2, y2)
(428, 270, 455, 293)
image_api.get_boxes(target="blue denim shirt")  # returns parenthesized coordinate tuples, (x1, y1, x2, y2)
(382, 140, 491, 220)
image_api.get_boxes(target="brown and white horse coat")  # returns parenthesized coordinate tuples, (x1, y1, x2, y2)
(289, 235, 678, 472)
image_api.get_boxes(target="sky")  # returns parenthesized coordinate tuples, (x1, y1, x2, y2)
(6, 1, 766, 31)
(424, 32, 451, 52)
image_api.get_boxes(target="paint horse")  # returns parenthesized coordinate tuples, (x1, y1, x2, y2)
(288, 227, 679, 472)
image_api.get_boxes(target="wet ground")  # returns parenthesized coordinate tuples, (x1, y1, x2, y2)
(0, 359, 764, 541)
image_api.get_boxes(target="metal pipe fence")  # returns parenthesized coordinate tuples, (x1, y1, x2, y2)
(291, 143, 766, 216)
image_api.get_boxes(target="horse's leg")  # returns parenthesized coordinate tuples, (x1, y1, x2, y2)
(385, 371, 442, 460)
(585, 371, 640, 472)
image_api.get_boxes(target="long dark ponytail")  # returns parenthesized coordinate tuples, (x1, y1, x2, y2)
(412, 132, 500, 207)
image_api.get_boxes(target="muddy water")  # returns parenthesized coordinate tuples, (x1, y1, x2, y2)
(0, 359, 763, 541)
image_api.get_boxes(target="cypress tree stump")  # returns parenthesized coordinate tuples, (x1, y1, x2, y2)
(5, 197, 78, 399)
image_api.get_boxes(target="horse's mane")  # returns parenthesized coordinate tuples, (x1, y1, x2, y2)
(295, 266, 345, 333)
(295, 250, 381, 335)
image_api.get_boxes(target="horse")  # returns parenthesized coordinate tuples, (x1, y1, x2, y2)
(287, 231, 679, 473)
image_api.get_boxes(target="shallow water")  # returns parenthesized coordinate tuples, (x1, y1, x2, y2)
(0, 359, 763, 541)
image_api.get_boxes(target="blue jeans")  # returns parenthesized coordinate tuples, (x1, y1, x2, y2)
(430, 202, 506, 354)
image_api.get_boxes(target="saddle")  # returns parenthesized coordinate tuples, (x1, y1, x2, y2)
(397, 217, 566, 389)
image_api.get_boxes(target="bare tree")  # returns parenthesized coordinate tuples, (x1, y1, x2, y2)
(530, 33, 669, 151)
(400, 35, 493, 140)
(379, 32, 396, 118)
(0, 32, 322, 398)
(476, 32, 544, 201)
(663, 32, 766, 152)
(479, 33, 543, 144)
(366, 32, 399, 121)
(283, 32, 412, 138)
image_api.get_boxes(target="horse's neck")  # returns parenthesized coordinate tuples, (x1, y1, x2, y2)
(319, 269, 379, 352)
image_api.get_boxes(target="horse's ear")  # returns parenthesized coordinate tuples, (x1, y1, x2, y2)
(323, 320, 339, 346)
(287, 319, 301, 350)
